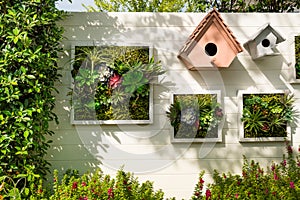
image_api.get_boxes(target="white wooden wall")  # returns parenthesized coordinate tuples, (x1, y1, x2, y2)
(48, 12, 300, 199)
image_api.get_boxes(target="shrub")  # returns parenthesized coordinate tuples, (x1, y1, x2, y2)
(32, 168, 165, 200)
(191, 142, 300, 199)
(0, 0, 66, 198)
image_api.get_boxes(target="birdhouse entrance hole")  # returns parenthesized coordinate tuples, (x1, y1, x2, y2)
(205, 43, 217, 56)
(262, 39, 270, 48)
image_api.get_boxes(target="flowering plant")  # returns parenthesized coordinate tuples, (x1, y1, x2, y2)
(30, 168, 165, 199)
(166, 94, 223, 139)
(241, 93, 297, 138)
(191, 142, 300, 199)
(71, 46, 165, 121)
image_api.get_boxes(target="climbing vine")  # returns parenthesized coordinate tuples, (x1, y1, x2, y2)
(0, 0, 67, 197)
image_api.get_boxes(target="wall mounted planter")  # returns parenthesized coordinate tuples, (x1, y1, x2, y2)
(294, 35, 300, 81)
(178, 8, 243, 70)
(243, 23, 285, 60)
(70, 42, 157, 125)
(238, 90, 292, 142)
(167, 91, 223, 143)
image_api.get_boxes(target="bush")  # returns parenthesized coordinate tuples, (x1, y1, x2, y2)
(32, 168, 165, 200)
(191, 142, 300, 199)
(0, 0, 66, 198)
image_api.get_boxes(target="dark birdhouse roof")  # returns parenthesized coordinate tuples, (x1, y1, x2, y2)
(244, 23, 285, 45)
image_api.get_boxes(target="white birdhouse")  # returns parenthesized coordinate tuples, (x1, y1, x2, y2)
(244, 23, 285, 60)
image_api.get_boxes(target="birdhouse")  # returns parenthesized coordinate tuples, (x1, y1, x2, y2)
(178, 8, 243, 70)
(243, 23, 285, 60)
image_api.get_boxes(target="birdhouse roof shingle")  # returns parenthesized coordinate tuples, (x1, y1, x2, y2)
(245, 23, 285, 44)
(179, 8, 243, 55)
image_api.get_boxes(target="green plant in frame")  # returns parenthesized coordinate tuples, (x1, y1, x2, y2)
(72, 46, 165, 122)
(241, 93, 297, 138)
(166, 93, 223, 139)
(295, 35, 300, 79)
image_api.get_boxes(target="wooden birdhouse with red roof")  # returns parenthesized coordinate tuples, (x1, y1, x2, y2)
(178, 8, 243, 70)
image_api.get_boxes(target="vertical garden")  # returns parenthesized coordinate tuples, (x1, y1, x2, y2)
(0, 0, 66, 197)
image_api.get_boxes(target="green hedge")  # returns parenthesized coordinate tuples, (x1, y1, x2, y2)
(0, 0, 66, 198)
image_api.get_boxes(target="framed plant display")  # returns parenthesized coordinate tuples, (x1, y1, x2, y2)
(238, 90, 296, 142)
(70, 43, 165, 124)
(166, 91, 223, 143)
(295, 35, 300, 80)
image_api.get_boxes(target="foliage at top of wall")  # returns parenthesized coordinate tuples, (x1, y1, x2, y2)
(87, 0, 300, 12)
(0, 0, 67, 197)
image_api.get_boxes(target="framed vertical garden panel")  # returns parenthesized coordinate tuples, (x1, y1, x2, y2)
(294, 35, 300, 81)
(167, 90, 223, 143)
(70, 42, 158, 125)
(238, 90, 294, 142)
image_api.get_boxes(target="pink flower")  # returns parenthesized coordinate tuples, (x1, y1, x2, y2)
(206, 189, 211, 200)
(235, 193, 239, 198)
(274, 173, 279, 180)
(282, 159, 287, 167)
(271, 164, 275, 171)
(290, 181, 295, 189)
(109, 73, 122, 89)
(108, 188, 114, 198)
(81, 181, 86, 187)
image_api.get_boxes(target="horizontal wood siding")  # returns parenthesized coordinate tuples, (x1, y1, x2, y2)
(49, 12, 300, 199)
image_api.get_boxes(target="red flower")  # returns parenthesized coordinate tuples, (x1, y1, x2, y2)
(82, 181, 86, 187)
(199, 178, 205, 184)
(290, 181, 295, 189)
(109, 73, 122, 89)
(206, 189, 211, 200)
(72, 182, 78, 190)
(235, 193, 239, 198)
(274, 173, 279, 180)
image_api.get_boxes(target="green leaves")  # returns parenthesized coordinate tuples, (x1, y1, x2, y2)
(122, 70, 148, 93)
(242, 93, 296, 138)
(0, 0, 66, 198)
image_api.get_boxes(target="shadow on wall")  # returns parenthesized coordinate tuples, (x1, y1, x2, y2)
(48, 12, 126, 177)
(49, 12, 296, 180)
